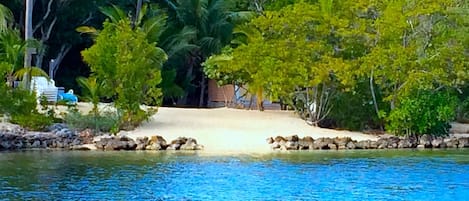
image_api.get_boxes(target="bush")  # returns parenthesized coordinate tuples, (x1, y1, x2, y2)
(328, 81, 387, 131)
(64, 110, 120, 133)
(0, 85, 54, 130)
(386, 90, 457, 136)
(0, 85, 37, 116)
(10, 113, 53, 131)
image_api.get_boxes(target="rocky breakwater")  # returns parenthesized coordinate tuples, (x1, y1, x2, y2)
(0, 123, 93, 150)
(0, 123, 204, 151)
(94, 135, 204, 151)
(267, 134, 469, 150)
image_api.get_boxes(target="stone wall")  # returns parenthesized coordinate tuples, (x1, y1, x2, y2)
(267, 134, 469, 150)
(0, 123, 203, 151)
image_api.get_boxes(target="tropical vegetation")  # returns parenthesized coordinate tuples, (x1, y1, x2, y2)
(0, 0, 467, 137)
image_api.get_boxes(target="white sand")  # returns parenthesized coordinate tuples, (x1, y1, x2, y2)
(124, 107, 378, 153)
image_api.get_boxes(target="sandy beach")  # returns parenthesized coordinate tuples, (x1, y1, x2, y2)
(122, 107, 378, 153)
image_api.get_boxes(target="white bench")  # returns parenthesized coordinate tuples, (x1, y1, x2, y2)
(31, 76, 58, 102)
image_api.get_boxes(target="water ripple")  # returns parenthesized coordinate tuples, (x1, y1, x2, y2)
(0, 150, 468, 200)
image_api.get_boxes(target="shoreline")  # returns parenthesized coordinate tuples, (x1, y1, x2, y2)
(125, 107, 378, 152)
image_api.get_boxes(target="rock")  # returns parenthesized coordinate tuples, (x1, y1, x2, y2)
(171, 137, 187, 145)
(313, 138, 334, 150)
(71, 144, 97, 151)
(398, 138, 414, 149)
(444, 137, 459, 148)
(266, 137, 274, 144)
(298, 137, 314, 150)
(31, 140, 41, 148)
(0, 123, 26, 135)
(79, 129, 94, 144)
(356, 140, 372, 149)
(166, 143, 180, 150)
(285, 135, 299, 142)
(417, 144, 426, 149)
(135, 137, 149, 150)
(431, 138, 444, 148)
(334, 137, 351, 150)
(271, 141, 281, 150)
(274, 136, 286, 142)
(283, 141, 299, 150)
(146, 143, 162, 150)
(458, 138, 469, 148)
(327, 143, 337, 150)
(419, 134, 433, 148)
(346, 141, 356, 149)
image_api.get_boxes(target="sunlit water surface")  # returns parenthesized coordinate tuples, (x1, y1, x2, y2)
(1, 150, 468, 200)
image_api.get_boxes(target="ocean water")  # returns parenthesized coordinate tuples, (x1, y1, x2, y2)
(0, 150, 468, 200)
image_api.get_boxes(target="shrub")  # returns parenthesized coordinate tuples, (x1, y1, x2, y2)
(0, 85, 54, 130)
(386, 90, 457, 136)
(64, 110, 120, 134)
(10, 112, 53, 131)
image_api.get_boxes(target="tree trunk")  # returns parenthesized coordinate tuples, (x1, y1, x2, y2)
(256, 88, 264, 111)
(370, 69, 383, 131)
(133, 0, 143, 29)
(49, 44, 71, 80)
(178, 63, 193, 105)
(23, 0, 34, 90)
(198, 76, 206, 107)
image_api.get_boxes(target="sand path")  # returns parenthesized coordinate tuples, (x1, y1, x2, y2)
(125, 107, 378, 153)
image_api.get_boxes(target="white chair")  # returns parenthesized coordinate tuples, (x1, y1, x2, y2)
(31, 76, 58, 102)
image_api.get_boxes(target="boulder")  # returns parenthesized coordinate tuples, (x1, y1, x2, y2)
(419, 134, 433, 148)
(282, 141, 299, 150)
(71, 144, 97, 151)
(327, 143, 337, 150)
(274, 136, 286, 142)
(135, 137, 149, 150)
(79, 129, 94, 144)
(398, 138, 414, 149)
(298, 137, 314, 150)
(285, 135, 299, 142)
(355, 140, 372, 149)
(271, 141, 281, 150)
(180, 138, 198, 150)
(0, 123, 26, 135)
(313, 138, 334, 150)
(431, 138, 444, 148)
(458, 138, 469, 148)
(346, 141, 356, 149)
(444, 137, 459, 148)
(334, 137, 352, 150)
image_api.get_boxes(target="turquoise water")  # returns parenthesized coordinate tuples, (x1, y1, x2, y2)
(0, 150, 468, 200)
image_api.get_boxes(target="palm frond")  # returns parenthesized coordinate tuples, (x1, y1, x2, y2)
(100, 5, 128, 23)
(0, 4, 13, 32)
(14, 67, 48, 80)
(142, 14, 168, 43)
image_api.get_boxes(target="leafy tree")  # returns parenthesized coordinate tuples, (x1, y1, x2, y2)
(159, 0, 251, 106)
(81, 19, 167, 130)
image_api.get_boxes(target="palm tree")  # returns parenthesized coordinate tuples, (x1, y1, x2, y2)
(0, 3, 14, 32)
(0, 28, 47, 88)
(160, 0, 251, 106)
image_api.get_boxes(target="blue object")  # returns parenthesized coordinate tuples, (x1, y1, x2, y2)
(59, 90, 78, 104)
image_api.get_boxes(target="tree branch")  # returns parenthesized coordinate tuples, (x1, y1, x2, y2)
(33, 0, 54, 34)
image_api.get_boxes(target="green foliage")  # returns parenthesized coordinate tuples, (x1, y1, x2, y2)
(328, 81, 386, 131)
(387, 91, 457, 136)
(10, 113, 53, 131)
(64, 110, 120, 133)
(81, 19, 166, 129)
(0, 85, 53, 130)
(77, 76, 102, 115)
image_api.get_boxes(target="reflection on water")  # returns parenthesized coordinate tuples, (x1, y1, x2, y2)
(0, 150, 468, 200)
